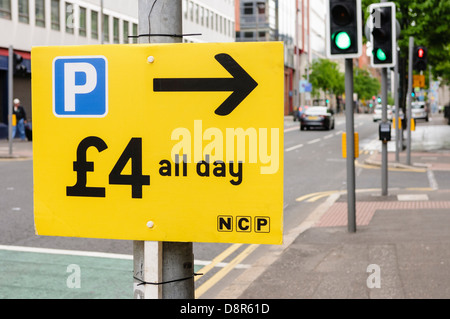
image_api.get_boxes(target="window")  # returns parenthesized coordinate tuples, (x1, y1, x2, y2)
(65, 2, 74, 33)
(0, 0, 11, 19)
(200, 7, 204, 26)
(35, 0, 45, 27)
(188, 1, 193, 21)
(194, 4, 198, 24)
(132, 23, 138, 44)
(18, 0, 29, 23)
(79, 7, 86, 36)
(214, 13, 219, 31)
(50, 0, 60, 30)
(183, 0, 187, 19)
(257, 2, 266, 15)
(113, 17, 119, 43)
(103, 14, 109, 42)
(243, 3, 253, 15)
(123, 20, 129, 44)
(91, 10, 98, 39)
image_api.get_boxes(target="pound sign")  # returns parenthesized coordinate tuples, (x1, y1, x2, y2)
(67, 136, 108, 197)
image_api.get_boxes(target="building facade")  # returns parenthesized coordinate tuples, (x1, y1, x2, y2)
(0, 0, 235, 131)
(182, 0, 235, 43)
(236, 0, 315, 115)
(0, 0, 138, 126)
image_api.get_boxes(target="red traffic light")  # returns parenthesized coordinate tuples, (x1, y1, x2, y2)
(418, 48, 424, 58)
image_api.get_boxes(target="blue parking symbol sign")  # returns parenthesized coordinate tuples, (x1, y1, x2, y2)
(53, 56, 108, 117)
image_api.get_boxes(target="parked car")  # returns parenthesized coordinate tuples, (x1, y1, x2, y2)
(293, 105, 310, 121)
(300, 106, 335, 130)
(411, 101, 429, 122)
(372, 104, 393, 122)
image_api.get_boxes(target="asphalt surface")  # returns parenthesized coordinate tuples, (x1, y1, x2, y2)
(1, 112, 450, 299)
(223, 114, 450, 299)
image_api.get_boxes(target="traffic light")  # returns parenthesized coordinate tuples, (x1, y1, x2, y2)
(369, 2, 396, 68)
(13, 53, 27, 76)
(413, 46, 427, 71)
(326, 0, 362, 59)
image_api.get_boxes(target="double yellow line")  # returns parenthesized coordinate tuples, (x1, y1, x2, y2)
(195, 243, 258, 298)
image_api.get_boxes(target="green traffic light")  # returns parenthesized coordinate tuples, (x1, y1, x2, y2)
(334, 32, 351, 50)
(376, 48, 387, 61)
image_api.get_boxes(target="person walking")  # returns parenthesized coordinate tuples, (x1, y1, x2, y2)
(12, 98, 27, 141)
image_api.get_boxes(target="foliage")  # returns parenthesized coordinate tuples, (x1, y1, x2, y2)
(353, 67, 380, 100)
(308, 60, 380, 101)
(308, 59, 343, 97)
(361, 0, 450, 82)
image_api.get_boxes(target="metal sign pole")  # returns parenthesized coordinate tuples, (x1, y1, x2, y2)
(8, 46, 13, 156)
(394, 47, 400, 162)
(381, 67, 388, 196)
(134, 0, 194, 299)
(345, 58, 356, 233)
(406, 37, 414, 165)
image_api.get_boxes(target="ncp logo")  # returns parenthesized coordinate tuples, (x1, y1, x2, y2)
(53, 56, 108, 117)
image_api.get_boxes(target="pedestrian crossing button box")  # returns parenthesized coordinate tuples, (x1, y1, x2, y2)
(379, 122, 391, 142)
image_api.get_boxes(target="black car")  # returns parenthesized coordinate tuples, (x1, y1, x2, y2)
(293, 105, 310, 121)
(300, 106, 335, 130)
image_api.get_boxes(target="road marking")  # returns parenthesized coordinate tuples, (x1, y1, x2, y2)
(307, 138, 321, 145)
(296, 188, 390, 203)
(195, 259, 251, 269)
(284, 126, 298, 133)
(0, 244, 249, 283)
(323, 134, 334, 139)
(285, 143, 304, 152)
(355, 160, 427, 172)
(194, 243, 242, 282)
(216, 193, 340, 299)
(195, 244, 259, 298)
(397, 194, 429, 201)
(295, 190, 334, 202)
(306, 191, 342, 202)
(0, 244, 133, 260)
(427, 169, 439, 190)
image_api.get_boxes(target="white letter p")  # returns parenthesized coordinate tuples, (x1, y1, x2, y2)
(64, 62, 97, 112)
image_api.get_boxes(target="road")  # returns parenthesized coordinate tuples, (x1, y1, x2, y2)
(194, 112, 383, 298)
(0, 111, 428, 298)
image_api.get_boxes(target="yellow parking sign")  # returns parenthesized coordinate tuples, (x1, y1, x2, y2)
(32, 42, 284, 245)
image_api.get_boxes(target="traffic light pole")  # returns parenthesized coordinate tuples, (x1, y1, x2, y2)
(345, 58, 356, 233)
(394, 47, 400, 162)
(8, 46, 13, 157)
(406, 36, 414, 165)
(134, 0, 194, 299)
(381, 68, 388, 196)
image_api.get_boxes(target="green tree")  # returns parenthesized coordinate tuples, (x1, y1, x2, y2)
(362, 0, 450, 109)
(308, 59, 344, 98)
(353, 67, 380, 100)
(362, 0, 450, 82)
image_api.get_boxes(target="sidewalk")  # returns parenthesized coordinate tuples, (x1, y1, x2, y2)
(2, 115, 450, 299)
(234, 114, 450, 299)
(0, 139, 33, 159)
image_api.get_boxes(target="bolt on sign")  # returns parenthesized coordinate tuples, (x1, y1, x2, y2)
(32, 42, 284, 245)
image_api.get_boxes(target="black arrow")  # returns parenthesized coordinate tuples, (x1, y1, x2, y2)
(153, 53, 258, 116)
